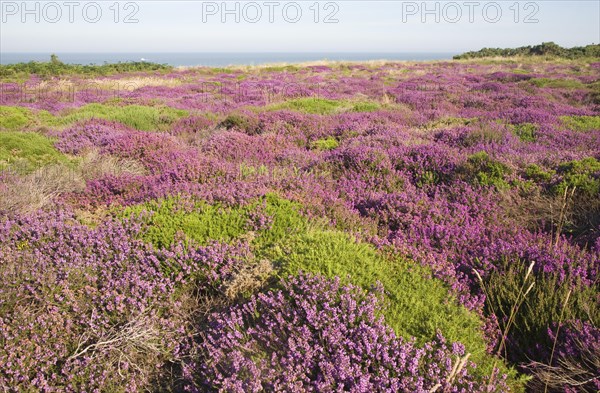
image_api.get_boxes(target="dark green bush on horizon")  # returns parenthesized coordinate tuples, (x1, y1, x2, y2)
(454, 42, 600, 60)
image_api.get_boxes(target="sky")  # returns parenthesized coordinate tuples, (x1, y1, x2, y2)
(1, 0, 599, 53)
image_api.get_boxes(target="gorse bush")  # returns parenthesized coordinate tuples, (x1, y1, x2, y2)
(453, 42, 600, 59)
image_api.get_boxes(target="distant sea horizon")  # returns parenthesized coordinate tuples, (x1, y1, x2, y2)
(0, 52, 456, 67)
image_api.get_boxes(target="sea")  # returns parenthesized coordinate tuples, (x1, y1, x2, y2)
(0, 52, 456, 67)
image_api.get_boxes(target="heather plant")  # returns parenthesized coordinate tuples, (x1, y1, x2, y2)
(527, 320, 600, 392)
(188, 273, 500, 393)
(0, 209, 187, 391)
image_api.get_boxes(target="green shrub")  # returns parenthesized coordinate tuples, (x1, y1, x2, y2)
(218, 113, 260, 134)
(462, 151, 511, 190)
(423, 117, 475, 131)
(560, 115, 600, 132)
(269, 98, 380, 115)
(513, 123, 538, 142)
(524, 164, 555, 184)
(453, 42, 600, 60)
(350, 101, 380, 112)
(554, 157, 600, 196)
(0, 56, 171, 78)
(530, 78, 584, 89)
(121, 194, 521, 388)
(0, 131, 69, 173)
(262, 65, 300, 72)
(274, 98, 342, 114)
(311, 137, 339, 151)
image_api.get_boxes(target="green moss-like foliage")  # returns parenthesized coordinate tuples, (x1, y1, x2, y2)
(462, 151, 511, 190)
(0, 131, 69, 173)
(553, 157, 600, 196)
(311, 137, 339, 151)
(0, 106, 35, 130)
(269, 98, 380, 115)
(47, 104, 188, 131)
(513, 123, 538, 142)
(530, 78, 585, 89)
(121, 194, 520, 387)
(560, 115, 600, 132)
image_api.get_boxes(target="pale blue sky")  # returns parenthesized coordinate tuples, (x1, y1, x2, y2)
(1, 1, 599, 52)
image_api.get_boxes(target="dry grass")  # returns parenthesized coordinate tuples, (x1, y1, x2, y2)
(176, 59, 447, 73)
(499, 187, 600, 247)
(526, 336, 600, 393)
(89, 76, 183, 90)
(0, 151, 145, 214)
(224, 258, 274, 300)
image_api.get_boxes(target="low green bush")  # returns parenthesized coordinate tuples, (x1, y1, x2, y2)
(513, 123, 538, 142)
(0, 131, 69, 173)
(47, 103, 188, 131)
(524, 164, 555, 184)
(0, 106, 36, 130)
(554, 157, 600, 196)
(269, 98, 380, 115)
(121, 194, 521, 388)
(311, 136, 339, 151)
(530, 78, 585, 89)
(462, 151, 511, 190)
(560, 115, 600, 132)
(0, 55, 171, 78)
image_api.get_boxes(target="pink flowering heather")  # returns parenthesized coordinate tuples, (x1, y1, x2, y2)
(185, 273, 499, 393)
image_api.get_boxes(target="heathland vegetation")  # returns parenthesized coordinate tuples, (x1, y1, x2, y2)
(0, 52, 598, 392)
(454, 42, 600, 60)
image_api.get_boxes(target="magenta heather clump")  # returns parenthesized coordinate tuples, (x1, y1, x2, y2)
(184, 273, 499, 393)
